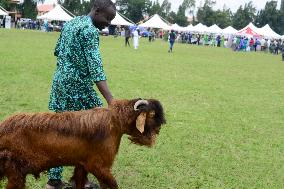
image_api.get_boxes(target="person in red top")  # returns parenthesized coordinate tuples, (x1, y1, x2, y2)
(249, 38, 254, 51)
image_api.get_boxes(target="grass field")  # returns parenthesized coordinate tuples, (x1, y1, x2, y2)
(0, 29, 284, 189)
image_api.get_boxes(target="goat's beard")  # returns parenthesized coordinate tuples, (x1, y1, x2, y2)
(128, 132, 157, 147)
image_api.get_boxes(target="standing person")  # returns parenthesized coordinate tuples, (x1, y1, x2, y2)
(168, 30, 176, 53)
(282, 41, 284, 61)
(148, 29, 152, 42)
(133, 28, 139, 50)
(275, 40, 280, 55)
(197, 33, 201, 45)
(46, 0, 116, 189)
(124, 26, 131, 47)
(216, 35, 221, 47)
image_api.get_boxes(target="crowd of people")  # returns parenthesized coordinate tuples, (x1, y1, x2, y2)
(2, 17, 283, 61)
(0, 16, 65, 32)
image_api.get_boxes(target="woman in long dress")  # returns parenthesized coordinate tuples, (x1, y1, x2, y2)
(133, 28, 139, 49)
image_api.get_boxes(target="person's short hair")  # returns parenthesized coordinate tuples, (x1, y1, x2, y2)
(93, 0, 116, 11)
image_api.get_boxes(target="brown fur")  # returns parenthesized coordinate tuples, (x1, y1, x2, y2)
(0, 99, 166, 189)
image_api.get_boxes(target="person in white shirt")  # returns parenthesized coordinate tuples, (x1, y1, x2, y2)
(133, 28, 139, 49)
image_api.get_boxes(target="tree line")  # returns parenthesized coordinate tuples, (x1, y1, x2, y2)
(1, 0, 284, 35)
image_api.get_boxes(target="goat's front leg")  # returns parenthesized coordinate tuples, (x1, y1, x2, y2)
(87, 166, 118, 189)
(70, 164, 88, 189)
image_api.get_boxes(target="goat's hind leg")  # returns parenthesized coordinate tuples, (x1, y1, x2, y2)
(6, 170, 26, 189)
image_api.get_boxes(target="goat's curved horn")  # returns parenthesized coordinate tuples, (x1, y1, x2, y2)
(134, 100, 149, 111)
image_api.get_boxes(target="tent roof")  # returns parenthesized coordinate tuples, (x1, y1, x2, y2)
(0, 7, 8, 16)
(138, 14, 169, 29)
(37, 4, 54, 12)
(237, 23, 261, 37)
(206, 24, 222, 34)
(192, 23, 208, 33)
(166, 23, 184, 31)
(184, 24, 194, 31)
(111, 12, 134, 26)
(222, 26, 237, 35)
(258, 24, 281, 38)
(37, 5, 73, 21)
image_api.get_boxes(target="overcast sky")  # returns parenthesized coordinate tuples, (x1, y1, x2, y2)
(43, 0, 282, 13)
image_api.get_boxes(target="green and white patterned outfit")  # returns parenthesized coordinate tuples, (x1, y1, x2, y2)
(48, 16, 107, 180)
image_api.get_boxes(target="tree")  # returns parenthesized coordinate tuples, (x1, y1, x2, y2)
(196, 0, 216, 26)
(182, 0, 195, 16)
(116, 0, 151, 23)
(160, 0, 171, 19)
(0, 0, 9, 10)
(174, 4, 188, 26)
(254, 1, 280, 33)
(59, 0, 84, 16)
(22, 0, 37, 19)
(148, 0, 161, 16)
(232, 1, 256, 29)
(213, 8, 232, 28)
(280, 0, 284, 34)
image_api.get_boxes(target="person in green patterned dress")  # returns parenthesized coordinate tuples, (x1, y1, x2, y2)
(46, 0, 116, 189)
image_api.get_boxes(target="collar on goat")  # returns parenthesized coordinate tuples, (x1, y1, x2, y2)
(134, 100, 149, 111)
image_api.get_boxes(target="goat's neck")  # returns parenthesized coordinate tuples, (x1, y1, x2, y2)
(111, 108, 137, 135)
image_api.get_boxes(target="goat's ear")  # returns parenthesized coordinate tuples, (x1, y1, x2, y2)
(136, 112, 146, 133)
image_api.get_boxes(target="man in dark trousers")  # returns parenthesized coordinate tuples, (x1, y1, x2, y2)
(125, 26, 131, 47)
(168, 30, 176, 53)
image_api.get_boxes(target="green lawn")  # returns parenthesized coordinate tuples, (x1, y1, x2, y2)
(0, 29, 283, 189)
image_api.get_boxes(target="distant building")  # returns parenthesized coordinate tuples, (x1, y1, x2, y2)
(37, 4, 55, 16)
(7, 0, 21, 21)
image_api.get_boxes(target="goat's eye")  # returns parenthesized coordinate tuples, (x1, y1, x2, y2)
(149, 111, 155, 118)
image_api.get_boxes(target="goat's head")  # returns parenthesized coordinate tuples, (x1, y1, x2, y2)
(117, 98, 166, 147)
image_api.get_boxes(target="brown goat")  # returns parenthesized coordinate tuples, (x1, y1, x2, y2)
(0, 99, 166, 189)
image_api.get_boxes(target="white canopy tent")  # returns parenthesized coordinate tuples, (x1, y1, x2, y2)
(37, 5, 73, 21)
(206, 24, 222, 34)
(192, 23, 208, 33)
(0, 6, 8, 16)
(237, 22, 261, 37)
(138, 14, 169, 29)
(111, 12, 134, 26)
(257, 24, 281, 39)
(166, 23, 184, 31)
(184, 24, 194, 32)
(222, 26, 237, 35)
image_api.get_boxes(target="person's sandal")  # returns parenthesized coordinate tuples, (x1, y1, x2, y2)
(84, 180, 100, 189)
(45, 180, 72, 189)
(69, 179, 100, 189)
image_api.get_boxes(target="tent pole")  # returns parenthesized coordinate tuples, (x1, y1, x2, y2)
(117, 12, 135, 25)
(60, 5, 76, 17)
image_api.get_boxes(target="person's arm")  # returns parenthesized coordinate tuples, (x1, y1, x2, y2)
(80, 27, 113, 106)
(96, 80, 113, 106)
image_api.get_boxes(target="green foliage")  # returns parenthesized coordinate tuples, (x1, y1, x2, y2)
(58, 0, 86, 16)
(280, 0, 284, 34)
(0, 0, 9, 10)
(232, 1, 256, 29)
(212, 8, 232, 28)
(254, 1, 280, 34)
(22, 0, 37, 19)
(196, 0, 216, 26)
(1, 29, 284, 189)
(147, 0, 172, 23)
(174, 5, 188, 26)
(116, 0, 151, 23)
